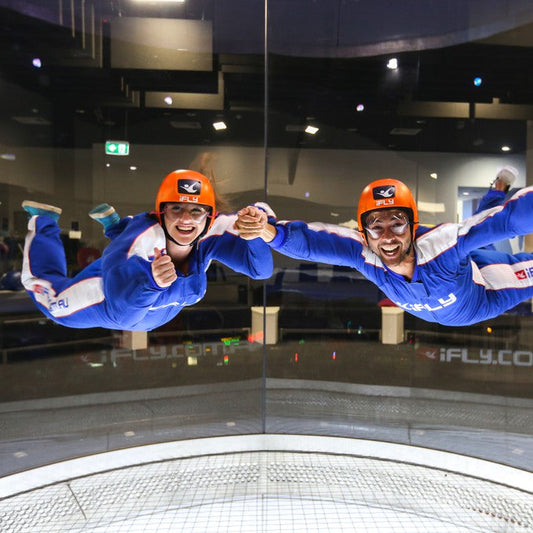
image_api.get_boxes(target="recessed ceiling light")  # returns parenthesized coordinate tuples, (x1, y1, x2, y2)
(213, 121, 227, 130)
(430, 173, 437, 179)
(305, 125, 319, 135)
(386, 58, 398, 70)
(164, 96, 173, 105)
(355, 104, 364, 112)
(501, 145, 511, 152)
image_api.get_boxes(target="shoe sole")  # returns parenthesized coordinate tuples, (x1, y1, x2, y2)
(22, 201, 62, 215)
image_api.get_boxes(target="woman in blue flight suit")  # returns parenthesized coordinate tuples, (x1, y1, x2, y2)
(21, 169, 273, 330)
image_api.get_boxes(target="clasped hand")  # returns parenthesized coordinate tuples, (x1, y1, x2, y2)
(234, 205, 268, 240)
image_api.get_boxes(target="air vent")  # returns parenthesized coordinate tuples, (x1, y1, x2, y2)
(389, 127, 421, 136)
(285, 125, 307, 132)
(12, 116, 52, 125)
(170, 121, 202, 129)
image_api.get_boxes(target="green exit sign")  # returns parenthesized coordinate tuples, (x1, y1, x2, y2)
(105, 140, 130, 156)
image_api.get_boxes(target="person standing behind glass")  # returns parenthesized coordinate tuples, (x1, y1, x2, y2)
(476, 165, 518, 213)
(475, 165, 519, 251)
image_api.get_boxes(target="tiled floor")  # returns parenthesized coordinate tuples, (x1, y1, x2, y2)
(0, 435, 532, 532)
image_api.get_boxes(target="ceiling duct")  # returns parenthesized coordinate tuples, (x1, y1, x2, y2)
(110, 18, 213, 71)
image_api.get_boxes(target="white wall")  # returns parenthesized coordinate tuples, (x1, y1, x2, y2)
(0, 142, 525, 245)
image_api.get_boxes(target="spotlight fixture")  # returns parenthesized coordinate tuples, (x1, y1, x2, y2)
(473, 77, 482, 86)
(213, 121, 227, 130)
(32, 58, 42, 68)
(356, 104, 364, 112)
(386, 58, 398, 70)
(164, 96, 173, 105)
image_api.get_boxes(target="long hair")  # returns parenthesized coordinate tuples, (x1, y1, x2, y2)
(189, 152, 232, 214)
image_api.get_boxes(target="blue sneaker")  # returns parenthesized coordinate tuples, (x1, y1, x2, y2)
(22, 200, 62, 221)
(89, 203, 120, 230)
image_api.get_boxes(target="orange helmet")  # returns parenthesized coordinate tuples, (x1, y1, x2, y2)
(357, 178, 418, 239)
(155, 169, 216, 231)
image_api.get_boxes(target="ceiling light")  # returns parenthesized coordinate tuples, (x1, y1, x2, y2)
(305, 125, 319, 135)
(462, 192, 470, 196)
(356, 104, 364, 112)
(430, 173, 438, 179)
(0, 153, 16, 161)
(473, 77, 482, 86)
(129, 166, 137, 170)
(32, 58, 42, 68)
(164, 96, 173, 105)
(386, 58, 398, 70)
(501, 145, 511, 152)
(213, 121, 227, 130)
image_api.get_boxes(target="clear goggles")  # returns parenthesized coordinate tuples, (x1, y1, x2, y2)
(163, 203, 211, 223)
(364, 211, 410, 239)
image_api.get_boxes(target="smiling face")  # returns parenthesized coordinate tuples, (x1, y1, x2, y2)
(364, 208, 414, 268)
(162, 202, 210, 246)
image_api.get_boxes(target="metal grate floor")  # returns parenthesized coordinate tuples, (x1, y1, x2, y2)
(1, 436, 532, 532)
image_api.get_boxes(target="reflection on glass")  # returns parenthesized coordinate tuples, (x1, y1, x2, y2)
(0, 1, 531, 488)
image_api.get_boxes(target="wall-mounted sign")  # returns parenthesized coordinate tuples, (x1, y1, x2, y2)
(105, 140, 130, 156)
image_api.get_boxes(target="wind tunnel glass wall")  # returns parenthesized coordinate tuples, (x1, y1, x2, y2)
(0, 0, 268, 476)
(0, 0, 532, 481)
(263, 1, 533, 470)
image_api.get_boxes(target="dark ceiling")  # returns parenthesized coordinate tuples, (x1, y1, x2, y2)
(0, 0, 532, 154)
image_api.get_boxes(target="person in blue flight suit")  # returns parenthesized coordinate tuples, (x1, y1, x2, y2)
(476, 165, 518, 214)
(474, 165, 519, 252)
(234, 178, 533, 326)
(21, 169, 273, 330)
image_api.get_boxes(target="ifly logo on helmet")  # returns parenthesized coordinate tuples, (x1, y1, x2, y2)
(178, 179, 201, 203)
(372, 185, 395, 207)
(178, 179, 201, 195)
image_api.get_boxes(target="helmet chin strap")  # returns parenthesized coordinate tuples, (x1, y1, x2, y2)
(161, 215, 209, 249)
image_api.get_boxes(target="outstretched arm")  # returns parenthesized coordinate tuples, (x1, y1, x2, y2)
(458, 186, 533, 255)
(235, 204, 366, 270)
(200, 209, 274, 280)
